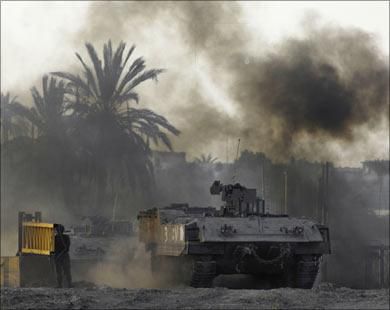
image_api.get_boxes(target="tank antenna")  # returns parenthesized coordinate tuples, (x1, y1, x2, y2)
(232, 138, 241, 183)
(226, 136, 229, 163)
(259, 157, 265, 199)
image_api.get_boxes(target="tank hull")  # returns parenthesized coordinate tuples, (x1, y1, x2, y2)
(139, 210, 330, 288)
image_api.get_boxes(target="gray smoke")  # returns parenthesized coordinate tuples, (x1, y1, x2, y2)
(75, 1, 389, 164)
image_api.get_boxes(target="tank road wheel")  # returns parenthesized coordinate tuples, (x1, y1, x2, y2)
(294, 255, 320, 289)
(190, 257, 216, 288)
(151, 252, 159, 275)
(151, 254, 166, 285)
(151, 255, 193, 286)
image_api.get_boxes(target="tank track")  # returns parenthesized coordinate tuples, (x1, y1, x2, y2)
(295, 257, 320, 289)
(190, 261, 216, 288)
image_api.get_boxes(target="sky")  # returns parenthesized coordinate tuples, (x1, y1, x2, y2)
(1, 1, 389, 166)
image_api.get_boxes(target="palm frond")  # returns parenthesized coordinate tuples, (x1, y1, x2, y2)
(122, 69, 164, 94)
(121, 44, 135, 71)
(30, 87, 47, 119)
(75, 52, 99, 97)
(52, 72, 95, 98)
(115, 92, 139, 105)
(85, 42, 105, 96)
(1, 92, 35, 140)
(194, 153, 219, 164)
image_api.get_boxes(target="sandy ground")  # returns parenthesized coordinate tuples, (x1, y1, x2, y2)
(1, 283, 389, 309)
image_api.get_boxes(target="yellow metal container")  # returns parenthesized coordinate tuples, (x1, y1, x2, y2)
(138, 209, 186, 256)
(21, 222, 55, 255)
(158, 224, 186, 256)
(138, 209, 159, 244)
(0, 256, 20, 288)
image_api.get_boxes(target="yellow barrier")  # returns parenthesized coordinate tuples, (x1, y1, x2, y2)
(0, 257, 20, 287)
(158, 224, 186, 255)
(21, 222, 55, 255)
(138, 209, 159, 243)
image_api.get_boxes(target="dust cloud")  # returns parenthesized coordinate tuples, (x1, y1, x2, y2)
(81, 238, 157, 289)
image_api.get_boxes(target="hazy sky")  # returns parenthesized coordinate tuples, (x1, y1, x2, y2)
(2, 1, 388, 92)
(1, 1, 389, 166)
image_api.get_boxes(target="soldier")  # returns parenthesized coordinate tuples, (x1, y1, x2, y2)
(54, 224, 72, 288)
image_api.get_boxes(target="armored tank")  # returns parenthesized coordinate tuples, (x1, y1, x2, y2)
(69, 216, 135, 282)
(138, 181, 331, 288)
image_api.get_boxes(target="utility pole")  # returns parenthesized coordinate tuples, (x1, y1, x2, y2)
(324, 162, 330, 226)
(112, 191, 118, 232)
(261, 159, 265, 198)
(284, 170, 288, 214)
(262, 161, 265, 199)
(231, 138, 241, 184)
(321, 161, 330, 283)
(226, 137, 229, 163)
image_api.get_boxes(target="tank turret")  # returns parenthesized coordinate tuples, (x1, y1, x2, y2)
(210, 180, 264, 217)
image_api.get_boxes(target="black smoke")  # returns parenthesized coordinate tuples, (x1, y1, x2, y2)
(230, 27, 389, 155)
(75, 2, 389, 163)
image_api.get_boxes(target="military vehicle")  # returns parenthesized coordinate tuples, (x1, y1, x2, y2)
(138, 181, 331, 288)
(69, 216, 135, 282)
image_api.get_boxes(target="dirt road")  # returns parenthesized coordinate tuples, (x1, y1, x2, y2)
(1, 283, 388, 309)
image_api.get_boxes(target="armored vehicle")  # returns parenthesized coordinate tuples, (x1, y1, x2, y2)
(138, 181, 331, 288)
(69, 216, 135, 282)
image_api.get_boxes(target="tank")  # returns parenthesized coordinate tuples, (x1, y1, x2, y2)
(69, 216, 136, 282)
(138, 181, 331, 288)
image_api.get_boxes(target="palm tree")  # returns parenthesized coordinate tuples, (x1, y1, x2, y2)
(1, 81, 77, 214)
(1, 92, 30, 143)
(1, 92, 34, 183)
(1, 92, 30, 185)
(28, 75, 70, 140)
(16, 75, 73, 183)
(194, 153, 219, 164)
(52, 40, 179, 212)
(16, 76, 80, 212)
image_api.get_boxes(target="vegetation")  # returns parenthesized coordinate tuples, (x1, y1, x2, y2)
(194, 153, 218, 164)
(1, 40, 179, 216)
(0, 92, 31, 143)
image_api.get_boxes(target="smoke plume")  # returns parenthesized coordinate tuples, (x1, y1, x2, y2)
(229, 26, 389, 159)
(74, 2, 389, 165)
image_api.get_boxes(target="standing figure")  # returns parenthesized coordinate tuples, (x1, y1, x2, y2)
(54, 224, 72, 288)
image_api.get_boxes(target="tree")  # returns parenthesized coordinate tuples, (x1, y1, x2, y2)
(194, 153, 219, 164)
(19, 75, 73, 181)
(1, 80, 78, 215)
(0, 92, 30, 143)
(53, 40, 180, 213)
(5, 76, 81, 213)
(28, 75, 70, 140)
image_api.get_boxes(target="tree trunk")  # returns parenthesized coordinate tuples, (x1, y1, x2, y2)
(95, 166, 107, 215)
